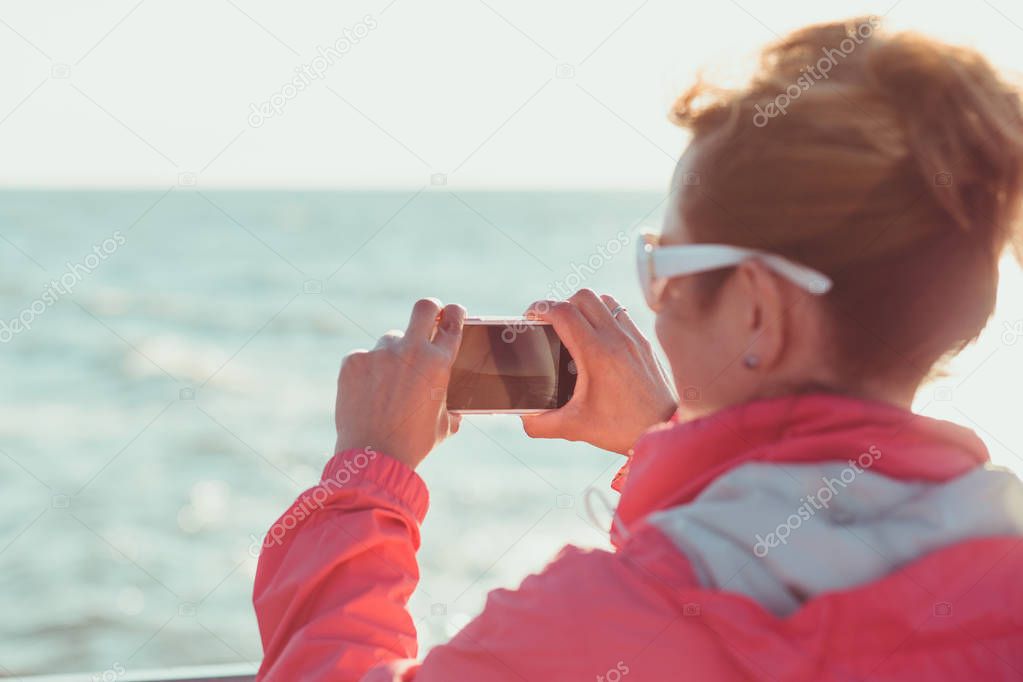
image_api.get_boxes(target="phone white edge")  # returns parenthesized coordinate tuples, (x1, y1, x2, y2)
(461, 316, 550, 325)
(448, 316, 558, 415)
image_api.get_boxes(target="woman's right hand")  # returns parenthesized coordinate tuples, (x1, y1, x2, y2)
(520, 290, 678, 455)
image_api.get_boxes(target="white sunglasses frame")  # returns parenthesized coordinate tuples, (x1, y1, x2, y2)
(636, 230, 833, 310)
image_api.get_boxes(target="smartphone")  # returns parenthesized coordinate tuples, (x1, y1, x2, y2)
(447, 317, 577, 414)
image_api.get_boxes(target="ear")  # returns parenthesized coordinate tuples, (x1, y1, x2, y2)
(733, 259, 787, 369)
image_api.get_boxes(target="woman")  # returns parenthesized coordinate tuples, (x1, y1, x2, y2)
(254, 18, 1023, 680)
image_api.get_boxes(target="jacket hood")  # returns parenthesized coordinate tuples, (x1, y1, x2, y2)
(613, 392, 990, 544)
(649, 460, 1023, 616)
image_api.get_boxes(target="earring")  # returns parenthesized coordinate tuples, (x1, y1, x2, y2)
(743, 354, 760, 369)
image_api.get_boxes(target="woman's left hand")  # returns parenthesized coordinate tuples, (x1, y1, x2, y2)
(334, 298, 466, 470)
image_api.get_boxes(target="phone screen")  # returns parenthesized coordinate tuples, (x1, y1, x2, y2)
(447, 322, 576, 412)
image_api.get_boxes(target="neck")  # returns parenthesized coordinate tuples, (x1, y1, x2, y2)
(686, 378, 918, 422)
(760, 360, 921, 411)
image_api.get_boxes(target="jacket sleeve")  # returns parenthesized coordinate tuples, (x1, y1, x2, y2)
(253, 449, 696, 681)
(253, 449, 428, 681)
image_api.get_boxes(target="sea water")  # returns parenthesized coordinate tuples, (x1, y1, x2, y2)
(0, 189, 664, 675)
(3, 189, 1022, 676)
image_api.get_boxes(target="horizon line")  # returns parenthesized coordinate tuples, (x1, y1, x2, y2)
(0, 184, 668, 193)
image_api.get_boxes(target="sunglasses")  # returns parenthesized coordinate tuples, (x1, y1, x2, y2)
(636, 229, 833, 311)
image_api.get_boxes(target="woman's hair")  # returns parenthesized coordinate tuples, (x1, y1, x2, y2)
(671, 16, 1023, 384)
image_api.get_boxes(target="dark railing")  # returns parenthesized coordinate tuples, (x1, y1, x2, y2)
(20, 664, 256, 682)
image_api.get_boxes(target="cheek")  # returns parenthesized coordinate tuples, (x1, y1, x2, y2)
(655, 302, 714, 385)
(654, 309, 683, 360)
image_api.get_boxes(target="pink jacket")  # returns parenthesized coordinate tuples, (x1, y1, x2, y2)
(253, 395, 1023, 680)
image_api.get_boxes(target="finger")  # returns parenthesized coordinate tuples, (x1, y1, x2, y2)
(373, 329, 404, 350)
(653, 354, 678, 402)
(524, 299, 594, 355)
(432, 303, 466, 359)
(527, 300, 560, 325)
(339, 349, 369, 383)
(601, 293, 671, 391)
(523, 298, 561, 322)
(449, 412, 462, 435)
(569, 289, 615, 327)
(520, 410, 565, 440)
(406, 297, 443, 341)
(600, 293, 644, 341)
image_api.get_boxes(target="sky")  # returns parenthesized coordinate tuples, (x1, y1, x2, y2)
(2, 0, 1023, 189)
(3, 0, 1023, 474)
